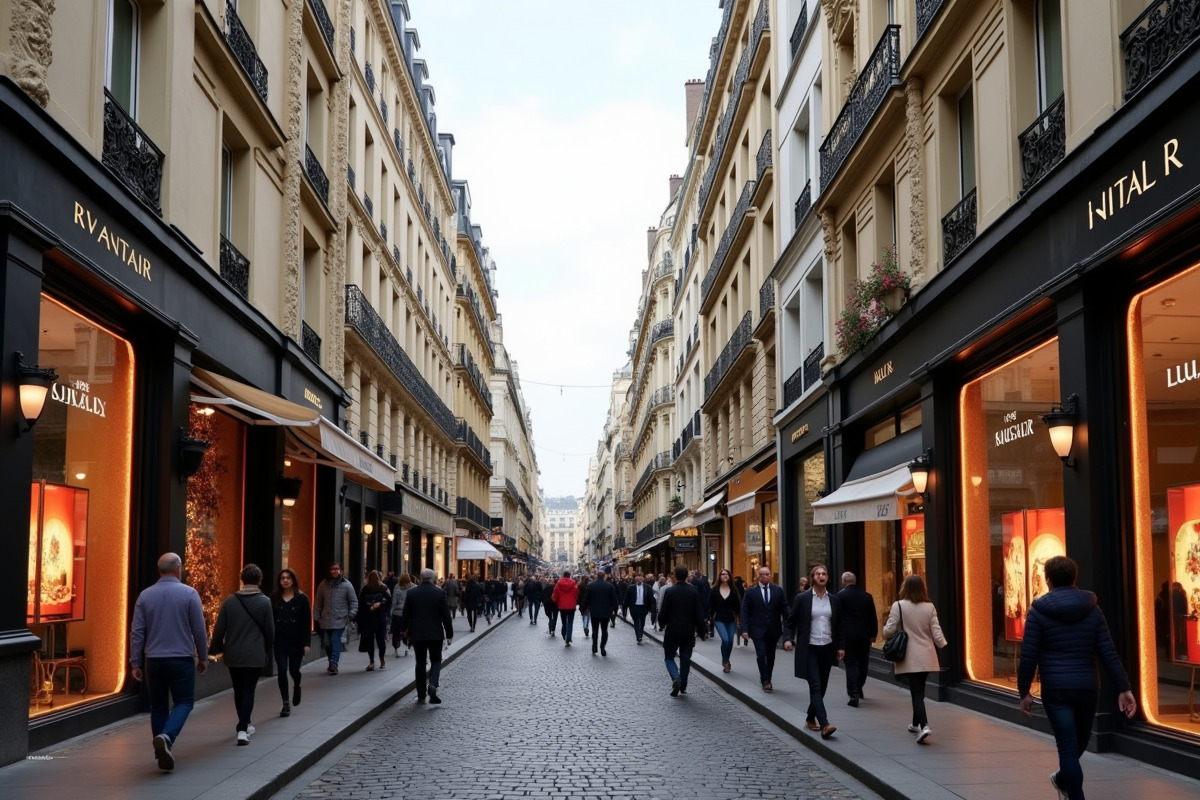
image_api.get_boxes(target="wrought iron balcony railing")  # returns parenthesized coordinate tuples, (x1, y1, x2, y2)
(634, 515, 672, 546)
(224, 2, 268, 103)
(456, 418, 493, 471)
(304, 144, 328, 204)
(344, 284, 456, 437)
(505, 478, 519, 502)
(915, 0, 948, 40)
(393, 128, 403, 160)
(347, 164, 355, 189)
(364, 61, 375, 95)
(759, 277, 775, 322)
(790, 1, 809, 62)
(633, 452, 673, 502)
(101, 89, 164, 215)
(308, 0, 335, 54)
(454, 343, 494, 411)
(301, 320, 321, 364)
(701, 179, 757, 304)
(456, 497, 491, 530)
(380, 97, 388, 127)
(698, 46, 753, 218)
(219, 235, 250, 298)
(1121, 0, 1200, 99)
(942, 188, 977, 263)
(1018, 93, 1065, 194)
(783, 365, 804, 408)
(704, 311, 753, 401)
(819, 25, 900, 190)
(756, 129, 773, 182)
(803, 341, 824, 391)
(751, 0, 770, 56)
(794, 178, 812, 229)
(651, 318, 674, 344)
(363, 193, 373, 219)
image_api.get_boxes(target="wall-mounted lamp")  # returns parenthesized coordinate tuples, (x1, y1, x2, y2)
(1041, 394, 1079, 466)
(386, 532, 395, 542)
(676, 478, 685, 491)
(709, 551, 716, 561)
(179, 430, 210, 482)
(908, 449, 932, 499)
(363, 522, 374, 535)
(278, 475, 303, 507)
(16, 351, 57, 435)
(343, 522, 352, 533)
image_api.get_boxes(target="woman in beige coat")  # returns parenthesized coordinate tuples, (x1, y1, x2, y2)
(882, 574, 947, 744)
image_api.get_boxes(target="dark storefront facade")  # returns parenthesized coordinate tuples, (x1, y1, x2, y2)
(0, 80, 391, 763)
(812, 46, 1200, 779)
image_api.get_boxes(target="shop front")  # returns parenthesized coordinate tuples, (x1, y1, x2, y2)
(774, 390, 829, 602)
(724, 462, 779, 588)
(383, 488, 453, 580)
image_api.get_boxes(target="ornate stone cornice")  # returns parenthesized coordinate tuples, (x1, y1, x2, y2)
(904, 77, 926, 280)
(9, 0, 55, 107)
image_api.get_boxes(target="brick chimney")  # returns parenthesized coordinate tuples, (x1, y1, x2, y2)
(669, 174, 683, 200)
(647, 227, 658, 261)
(685, 79, 705, 137)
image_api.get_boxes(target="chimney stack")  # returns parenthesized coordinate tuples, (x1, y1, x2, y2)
(684, 79, 705, 138)
(647, 227, 658, 262)
(669, 174, 683, 200)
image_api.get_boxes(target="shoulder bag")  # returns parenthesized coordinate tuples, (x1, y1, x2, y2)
(882, 602, 908, 663)
(234, 592, 275, 676)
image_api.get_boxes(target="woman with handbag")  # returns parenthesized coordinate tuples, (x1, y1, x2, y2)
(882, 574, 947, 744)
(357, 570, 392, 671)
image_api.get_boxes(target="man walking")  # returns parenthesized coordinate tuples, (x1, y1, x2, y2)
(130, 552, 209, 771)
(625, 573, 655, 644)
(660, 565, 705, 696)
(740, 566, 788, 692)
(525, 575, 543, 625)
(585, 573, 620, 656)
(838, 571, 877, 706)
(443, 573, 460, 619)
(543, 575, 560, 635)
(209, 563, 274, 745)
(1019, 556, 1136, 800)
(784, 565, 844, 739)
(401, 568, 454, 704)
(313, 562, 358, 674)
(551, 570, 579, 646)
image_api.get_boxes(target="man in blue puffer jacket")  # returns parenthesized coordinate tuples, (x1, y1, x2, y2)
(1017, 555, 1137, 800)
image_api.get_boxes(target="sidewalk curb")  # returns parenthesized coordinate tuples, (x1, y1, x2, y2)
(214, 610, 515, 800)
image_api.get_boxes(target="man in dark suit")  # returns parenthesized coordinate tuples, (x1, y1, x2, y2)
(660, 565, 705, 696)
(624, 574, 655, 644)
(585, 574, 620, 656)
(400, 568, 454, 704)
(740, 566, 788, 692)
(838, 571, 877, 706)
(524, 576, 543, 625)
(784, 564, 844, 739)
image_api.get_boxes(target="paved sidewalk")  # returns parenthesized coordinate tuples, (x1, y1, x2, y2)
(622, 615, 1200, 800)
(2, 608, 518, 800)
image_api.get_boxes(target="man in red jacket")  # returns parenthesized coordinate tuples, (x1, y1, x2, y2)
(551, 570, 579, 647)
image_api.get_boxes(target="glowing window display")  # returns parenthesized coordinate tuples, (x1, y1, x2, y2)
(1129, 265, 1200, 737)
(28, 296, 134, 719)
(960, 338, 1064, 693)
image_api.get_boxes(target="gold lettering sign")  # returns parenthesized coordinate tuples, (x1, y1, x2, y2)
(303, 388, 324, 409)
(1087, 139, 1183, 230)
(790, 423, 810, 443)
(873, 360, 894, 385)
(73, 202, 152, 281)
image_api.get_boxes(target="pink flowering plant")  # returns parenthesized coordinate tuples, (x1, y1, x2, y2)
(835, 245, 911, 356)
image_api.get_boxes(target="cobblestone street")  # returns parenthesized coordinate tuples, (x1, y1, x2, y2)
(281, 615, 876, 800)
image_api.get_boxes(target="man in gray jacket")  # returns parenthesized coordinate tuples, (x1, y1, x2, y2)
(313, 562, 358, 674)
(210, 564, 274, 745)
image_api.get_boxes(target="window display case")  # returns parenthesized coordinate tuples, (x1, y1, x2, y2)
(1001, 508, 1065, 642)
(27, 480, 88, 624)
(1168, 484, 1200, 664)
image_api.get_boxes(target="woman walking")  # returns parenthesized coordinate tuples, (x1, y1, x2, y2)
(271, 568, 311, 717)
(577, 575, 592, 638)
(882, 574, 947, 744)
(390, 573, 412, 657)
(463, 574, 484, 632)
(710, 568, 742, 673)
(357, 570, 391, 671)
(210, 564, 273, 745)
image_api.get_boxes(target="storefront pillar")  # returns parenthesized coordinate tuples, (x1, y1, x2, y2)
(243, 427, 284, 581)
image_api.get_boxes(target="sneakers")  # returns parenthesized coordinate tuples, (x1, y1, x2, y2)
(1050, 772, 1068, 800)
(916, 726, 932, 743)
(292, 685, 302, 706)
(247, 725, 255, 736)
(152, 734, 174, 771)
(236, 731, 250, 746)
(280, 701, 291, 717)
(907, 724, 921, 734)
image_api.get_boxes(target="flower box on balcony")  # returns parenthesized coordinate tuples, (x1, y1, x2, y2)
(835, 245, 910, 356)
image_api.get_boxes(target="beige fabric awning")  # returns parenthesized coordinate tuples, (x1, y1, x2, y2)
(691, 491, 725, 527)
(457, 538, 502, 561)
(190, 367, 320, 425)
(626, 533, 671, 560)
(811, 464, 915, 525)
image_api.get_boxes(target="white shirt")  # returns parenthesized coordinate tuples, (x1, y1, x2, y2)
(759, 583, 771, 605)
(636, 585, 644, 604)
(809, 591, 833, 646)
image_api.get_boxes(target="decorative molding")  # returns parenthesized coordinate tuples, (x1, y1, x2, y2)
(904, 77, 927, 280)
(10, 0, 55, 107)
(283, 0, 305, 338)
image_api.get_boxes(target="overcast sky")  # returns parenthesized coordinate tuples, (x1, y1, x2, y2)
(409, 1, 721, 498)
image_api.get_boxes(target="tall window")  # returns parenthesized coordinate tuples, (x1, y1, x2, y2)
(958, 87, 976, 195)
(1035, 0, 1064, 109)
(106, 0, 139, 113)
(220, 145, 233, 238)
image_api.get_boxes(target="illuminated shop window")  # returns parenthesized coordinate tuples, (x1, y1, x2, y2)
(1129, 265, 1200, 738)
(29, 296, 134, 719)
(960, 338, 1064, 693)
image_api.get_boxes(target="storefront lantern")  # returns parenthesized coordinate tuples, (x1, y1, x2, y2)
(178, 429, 210, 481)
(908, 449, 932, 499)
(1040, 393, 1079, 466)
(278, 475, 302, 507)
(16, 351, 57, 435)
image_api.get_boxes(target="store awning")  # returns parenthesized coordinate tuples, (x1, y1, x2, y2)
(670, 503, 697, 532)
(457, 538, 502, 560)
(691, 491, 726, 527)
(191, 367, 395, 492)
(812, 464, 916, 524)
(726, 488, 778, 517)
(626, 533, 671, 561)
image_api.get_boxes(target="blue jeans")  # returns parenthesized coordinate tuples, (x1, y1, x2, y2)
(1042, 688, 1097, 800)
(581, 611, 591, 633)
(145, 656, 196, 744)
(806, 642, 837, 726)
(322, 627, 345, 665)
(714, 620, 737, 663)
(665, 641, 694, 688)
(560, 609, 576, 642)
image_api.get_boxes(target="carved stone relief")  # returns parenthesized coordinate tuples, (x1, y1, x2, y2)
(9, 0, 55, 107)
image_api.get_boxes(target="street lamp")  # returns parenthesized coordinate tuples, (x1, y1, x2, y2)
(1041, 394, 1079, 467)
(908, 449, 932, 499)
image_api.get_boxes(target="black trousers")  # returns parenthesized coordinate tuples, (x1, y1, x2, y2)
(228, 666, 260, 733)
(413, 640, 443, 694)
(843, 637, 872, 698)
(545, 603, 559, 631)
(592, 619, 610, 652)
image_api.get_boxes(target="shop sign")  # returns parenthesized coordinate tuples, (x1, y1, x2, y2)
(1086, 138, 1182, 231)
(399, 492, 451, 533)
(790, 423, 810, 443)
(1166, 358, 1200, 389)
(303, 388, 324, 409)
(51, 379, 106, 418)
(873, 360, 894, 385)
(746, 523, 762, 549)
(674, 538, 697, 550)
(72, 202, 152, 282)
(994, 410, 1035, 448)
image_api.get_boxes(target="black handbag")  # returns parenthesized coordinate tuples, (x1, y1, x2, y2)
(882, 602, 908, 662)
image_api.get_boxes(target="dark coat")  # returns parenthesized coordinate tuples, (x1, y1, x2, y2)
(400, 581, 454, 643)
(272, 592, 312, 654)
(524, 579, 543, 603)
(784, 590, 844, 680)
(1017, 586, 1131, 697)
(463, 579, 485, 611)
(624, 581, 656, 610)
(585, 579, 620, 619)
(659, 581, 705, 650)
(710, 585, 743, 624)
(837, 584, 878, 643)
(739, 582, 788, 640)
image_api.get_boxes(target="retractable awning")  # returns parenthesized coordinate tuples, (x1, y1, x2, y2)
(626, 533, 671, 560)
(811, 464, 915, 524)
(691, 491, 725, 527)
(457, 538, 502, 561)
(670, 503, 697, 532)
(191, 367, 395, 492)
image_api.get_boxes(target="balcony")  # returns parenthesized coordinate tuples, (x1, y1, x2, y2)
(1018, 93, 1065, 194)
(219, 235, 250, 298)
(393, 128, 404, 160)
(803, 341, 824, 391)
(380, 97, 388, 127)
(1121, 0, 1200, 99)
(363, 193, 374, 219)
(794, 178, 812, 229)
(224, 1, 268, 104)
(364, 61, 375, 95)
(633, 452, 673, 501)
(759, 277, 775, 322)
(304, 144, 328, 205)
(915, 0, 948, 40)
(789, 1, 808, 61)
(344, 284, 457, 437)
(701, 179, 757, 304)
(783, 365, 804, 408)
(942, 188, 977, 263)
(454, 343, 494, 411)
(308, 0, 335, 54)
(651, 318, 674, 344)
(101, 90, 164, 215)
(456, 418, 492, 471)
(819, 25, 900, 190)
(347, 164, 355, 189)
(301, 321, 321, 364)
(756, 129, 773, 182)
(703, 311, 753, 401)
(456, 497, 491, 530)
(635, 515, 672, 546)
